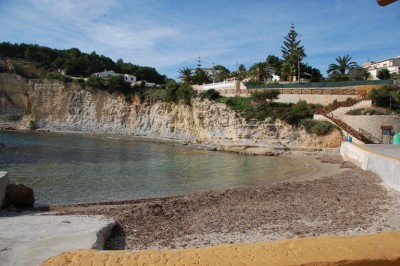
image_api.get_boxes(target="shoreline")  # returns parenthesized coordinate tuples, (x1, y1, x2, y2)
(50, 156, 400, 252)
(45, 154, 346, 208)
(0, 127, 341, 156)
(41, 154, 346, 209)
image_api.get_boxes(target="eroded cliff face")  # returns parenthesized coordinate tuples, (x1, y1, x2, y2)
(0, 74, 340, 154)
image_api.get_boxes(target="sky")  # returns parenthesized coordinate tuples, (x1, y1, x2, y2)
(1, 0, 399, 79)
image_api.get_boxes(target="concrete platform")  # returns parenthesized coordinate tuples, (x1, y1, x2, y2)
(361, 144, 400, 159)
(0, 210, 115, 266)
(42, 232, 400, 266)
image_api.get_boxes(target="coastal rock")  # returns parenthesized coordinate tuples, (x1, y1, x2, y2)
(0, 172, 10, 209)
(0, 73, 341, 153)
(5, 183, 35, 208)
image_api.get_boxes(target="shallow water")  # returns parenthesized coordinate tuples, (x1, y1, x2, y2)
(0, 131, 311, 205)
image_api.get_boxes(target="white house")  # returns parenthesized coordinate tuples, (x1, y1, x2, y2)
(91, 70, 137, 83)
(363, 56, 400, 80)
(92, 70, 117, 78)
(123, 74, 137, 83)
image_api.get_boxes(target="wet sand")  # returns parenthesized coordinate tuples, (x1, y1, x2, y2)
(50, 155, 400, 252)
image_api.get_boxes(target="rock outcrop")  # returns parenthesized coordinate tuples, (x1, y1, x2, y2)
(0, 73, 340, 154)
(0, 172, 10, 209)
(4, 183, 35, 208)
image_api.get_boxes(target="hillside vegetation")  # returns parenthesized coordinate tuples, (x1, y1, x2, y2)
(0, 42, 166, 84)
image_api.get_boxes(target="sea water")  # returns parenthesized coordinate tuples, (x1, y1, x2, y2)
(0, 131, 311, 205)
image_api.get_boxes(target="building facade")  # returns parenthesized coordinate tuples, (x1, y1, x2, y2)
(363, 56, 400, 80)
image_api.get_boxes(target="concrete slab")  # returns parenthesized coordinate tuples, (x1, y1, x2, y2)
(362, 144, 400, 159)
(0, 211, 115, 266)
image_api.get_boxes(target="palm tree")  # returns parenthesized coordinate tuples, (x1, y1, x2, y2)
(249, 62, 274, 82)
(327, 55, 358, 76)
(178, 67, 193, 83)
(294, 47, 306, 82)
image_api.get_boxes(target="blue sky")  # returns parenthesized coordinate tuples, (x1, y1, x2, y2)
(1, 0, 399, 79)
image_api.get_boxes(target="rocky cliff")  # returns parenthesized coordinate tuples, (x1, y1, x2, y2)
(0, 73, 340, 154)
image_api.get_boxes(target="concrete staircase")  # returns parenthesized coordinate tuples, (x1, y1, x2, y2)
(315, 100, 378, 144)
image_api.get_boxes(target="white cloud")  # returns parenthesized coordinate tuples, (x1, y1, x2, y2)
(1, 0, 400, 78)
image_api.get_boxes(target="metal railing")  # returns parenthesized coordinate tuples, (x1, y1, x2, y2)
(359, 128, 382, 144)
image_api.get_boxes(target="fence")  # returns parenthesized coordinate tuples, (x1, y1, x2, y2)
(246, 79, 394, 89)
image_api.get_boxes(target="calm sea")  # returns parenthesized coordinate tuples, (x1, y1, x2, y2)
(0, 131, 311, 205)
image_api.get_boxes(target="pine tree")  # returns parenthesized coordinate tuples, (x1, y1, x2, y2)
(281, 24, 301, 61)
(281, 24, 306, 81)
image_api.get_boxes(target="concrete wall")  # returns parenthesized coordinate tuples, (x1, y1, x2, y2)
(0, 171, 10, 209)
(277, 94, 358, 105)
(340, 142, 400, 191)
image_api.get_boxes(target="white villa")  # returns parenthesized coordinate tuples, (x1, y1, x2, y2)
(363, 56, 400, 80)
(91, 70, 137, 83)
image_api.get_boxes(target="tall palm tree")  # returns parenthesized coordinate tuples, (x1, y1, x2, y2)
(327, 55, 358, 76)
(178, 67, 193, 83)
(294, 47, 306, 82)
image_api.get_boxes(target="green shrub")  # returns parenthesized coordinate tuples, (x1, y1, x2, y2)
(198, 89, 221, 101)
(302, 119, 337, 135)
(250, 89, 280, 104)
(222, 96, 252, 111)
(346, 108, 364, 115)
(104, 75, 131, 93)
(364, 109, 386, 115)
(86, 76, 106, 89)
(369, 85, 400, 108)
(144, 89, 166, 104)
(164, 81, 195, 105)
(286, 100, 313, 124)
(13, 64, 38, 78)
(176, 83, 196, 105)
(73, 78, 86, 87)
(46, 73, 72, 82)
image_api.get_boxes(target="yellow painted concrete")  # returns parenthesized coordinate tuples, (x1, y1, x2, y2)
(42, 232, 400, 266)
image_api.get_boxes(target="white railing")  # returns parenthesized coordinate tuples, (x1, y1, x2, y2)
(202, 80, 236, 91)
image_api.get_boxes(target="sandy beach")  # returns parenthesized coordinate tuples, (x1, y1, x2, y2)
(51, 155, 400, 251)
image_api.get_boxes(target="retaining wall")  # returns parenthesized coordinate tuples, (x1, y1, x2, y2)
(277, 94, 358, 105)
(340, 142, 400, 191)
